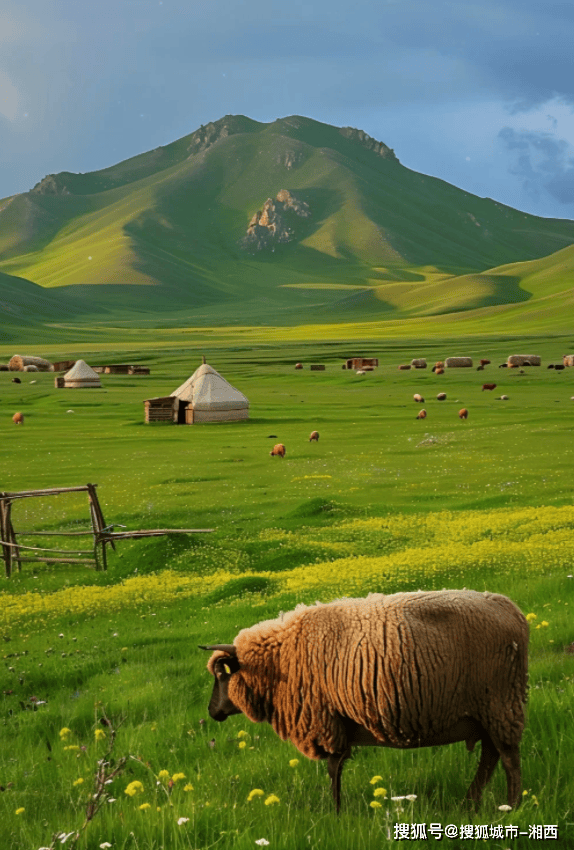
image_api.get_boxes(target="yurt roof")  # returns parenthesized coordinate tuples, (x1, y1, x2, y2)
(171, 363, 248, 410)
(64, 359, 100, 380)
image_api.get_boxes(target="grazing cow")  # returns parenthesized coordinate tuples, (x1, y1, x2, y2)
(480, 359, 491, 367)
(499, 363, 508, 368)
(309, 431, 320, 442)
(482, 384, 497, 391)
(12, 412, 24, 425)
(295, 363, 303, 370)
(270, 443, 286, 457)
(12, 377, 21, 384)
(477, 365, 484, 371)
(554, 364, 565, 371)
(416, 409, 427, 419)
(435, 367, 444, 375)
(413, 393, 425, 403)
(437, 392, 447, 401)
(458, 408, 468, 419)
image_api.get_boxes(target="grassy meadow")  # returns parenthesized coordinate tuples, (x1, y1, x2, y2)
(1, 331, 574, 849)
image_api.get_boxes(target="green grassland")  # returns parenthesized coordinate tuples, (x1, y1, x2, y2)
(1, 336, 573, 849)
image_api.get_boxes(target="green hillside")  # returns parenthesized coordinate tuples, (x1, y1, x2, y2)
(1, 114, 573, 333)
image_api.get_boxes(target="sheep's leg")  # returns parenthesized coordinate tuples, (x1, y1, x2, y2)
(465, 733, 499, 806)
(327, 747, 352, 814)
(498, 744, 521, 808)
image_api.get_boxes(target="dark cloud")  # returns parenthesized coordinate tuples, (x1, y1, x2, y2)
(499, 127, 574, 206)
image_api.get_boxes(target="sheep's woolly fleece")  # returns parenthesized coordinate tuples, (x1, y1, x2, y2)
(207, 590, 528, 761)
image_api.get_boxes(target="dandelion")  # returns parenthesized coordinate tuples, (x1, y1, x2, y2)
(139, 803, 151, 811)
(171, 773, 186, 783)
(540, 620, 549, 628)
(124, 781, 144, 797)
(73, 778, 84, 786)
(370, 775, 383, 785)
(15, 807, 25, 815)
(498, 804, 512, 812)
(94, 729, 106, 741)
(177, 817, 190, 826)
(289, 759, 299, 768)
(184, 783, 194, 791)
(237, 730, 248, 738)
(526, 613, 537, 622)
(370, 800, 382, 809)
(59, 727, 72, 740)
(373, 787, 387, 798)
(264, 795, 280, 806)
(238, 741, 247, 749)
(157, 769, 170, 782)
(247, 789, 265, 801)
(255, 840, 270, 846)
(531, 794, 539, 806)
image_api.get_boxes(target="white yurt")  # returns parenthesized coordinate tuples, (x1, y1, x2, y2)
(170, 362, 249, 424)
(63, 359, 102, 388)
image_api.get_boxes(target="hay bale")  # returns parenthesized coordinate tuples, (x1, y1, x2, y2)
(445, 357, 473, 368)
(507, 354, 541, 366)
(9, 355, 53, 372)
(411, 358, 427, 368)
(398, 364, 411, 371)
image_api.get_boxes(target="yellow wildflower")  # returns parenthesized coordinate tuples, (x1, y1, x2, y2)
(59, 727, 72, 740)
(183, 783, 194, 792)
(289, 759, 299, 768)
(172, 773, 186, 783)
(63, 745, 80, 752)
(125, 781, 144, 797)
(373, 787, 387, 798)
(139, 803, 151, 811)
(526, 613, 537, 622)
(237, 730, 248, 739)
(73, 778, 84, 786)
(15, 807, 25, 815)
(247, 789, 265, 802)
(370, 801, 382, 809)
(370, 775, 383, 785)
(238, 741, 247, 749)
(157, 770, 170, 782)
(540, 621, 549, 627)
(94, 729, 106, 741)
(264, 795, 279, 806)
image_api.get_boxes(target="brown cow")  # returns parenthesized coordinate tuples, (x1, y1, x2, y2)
(482, 383, 497, 391)
(309, 431, 320, 442)
(12, 412, 24, 425)
(458, 408, 468, 419)
(480, 359, 491, 367)
(435, 367, 444, 375)
(270, 443, 286, 457)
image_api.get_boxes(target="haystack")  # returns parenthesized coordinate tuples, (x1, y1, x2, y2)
(507, 355, 541, 366)
(63, 360, 102, 388)
(411, 358, 427, 368)
(9, 355, 53, 372)
(170, 363, 249, 424)
(445, 356, 473, 367)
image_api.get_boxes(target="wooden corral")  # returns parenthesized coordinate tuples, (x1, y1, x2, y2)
(345, 357, 378, 370)
(54, 376, 66, 388)
(0, 484, 213, 577)
(52, 360, 76, 372)
(310, 364, 326, 371)
(144, 396, 176, 423)
(9, 355, 53, 372)
(128, 365, 150, 375)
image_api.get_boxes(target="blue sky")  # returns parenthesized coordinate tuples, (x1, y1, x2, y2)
(2, 0, 573, 219)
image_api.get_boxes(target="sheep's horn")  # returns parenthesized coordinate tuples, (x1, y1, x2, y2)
(198, 644, 237, 655)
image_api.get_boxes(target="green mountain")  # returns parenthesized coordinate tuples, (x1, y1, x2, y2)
(1, 114, 573, 327)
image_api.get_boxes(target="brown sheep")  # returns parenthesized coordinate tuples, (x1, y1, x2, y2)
(458, 408, 468, 419)
(270, 443, 286, 457)
(295, 363, 303, 370)
(482, 383, 497, 391)
(309, 431, 320, 442)
(413, 393, 425, 403)
(201, 590, 529, 812)
(437, 392, 447, 401)
(435, 367, 444, 375)
(416, 409, 427, 419)
(12, 412, 24, 425)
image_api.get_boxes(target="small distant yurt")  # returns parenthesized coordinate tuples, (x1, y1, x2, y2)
(62, 359, 102, 388)
(170, 362, 249, 424)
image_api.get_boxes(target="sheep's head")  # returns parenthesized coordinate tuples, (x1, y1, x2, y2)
(200, 645, 242, 721)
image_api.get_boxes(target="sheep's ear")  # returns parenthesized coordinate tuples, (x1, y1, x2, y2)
(215, 656, 241, 676)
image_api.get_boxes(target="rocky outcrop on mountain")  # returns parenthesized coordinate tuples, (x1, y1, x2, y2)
(30, 175, 71, 195)
(339, 127, 398, 161)
(242, 190, 311, 252)
(186, 115, 256, 157)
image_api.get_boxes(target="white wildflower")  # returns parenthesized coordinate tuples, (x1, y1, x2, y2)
(177, 817, 190, 826)
(255, 841, 270, 847)
(498, 804, 512, 812)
